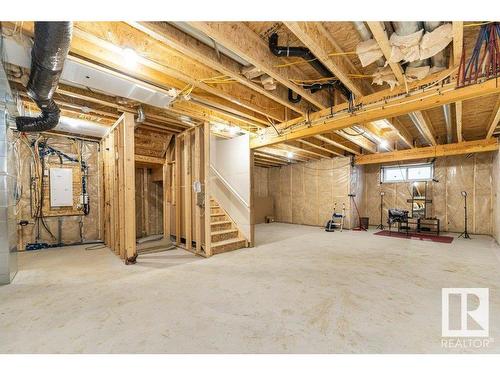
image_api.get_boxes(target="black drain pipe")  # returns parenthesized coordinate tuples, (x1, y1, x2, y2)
(269, 33, 351, 102)
(16, 22, 73, 132)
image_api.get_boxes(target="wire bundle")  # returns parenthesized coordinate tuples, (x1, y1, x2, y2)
(458, 22, 500, 87)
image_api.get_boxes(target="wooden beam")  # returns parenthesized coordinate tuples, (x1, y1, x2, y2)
(203, 122, 212, 257)
(284, 22, 366, 97)
(314, 134, 360, 155)
(355, 138, 498, 165)
(135, 154, 165, 166)
(486, 96, 500, 139)
(250, 78, 500, 149)
(367, 21, 434, 147)
(163, 146, 172, 239)
(175, 136, 182, 245)
(335, 129, 377, 153)
(184, 132, 192, 250)
(142, 168, 150, 236)
(129, 21, 308, 117)
(72, 24, 271, 126)
(299, 138, 343, 157)
(122, 113, 137, 263)
(409, 111, 437, 146)
(7, 21, 264, 131)
(452, 21, 464, 67)
(389, 118, 414, 148)
(456, 102, 463, 142)
(366, 22, 405, 83)
(194, 126, 202, 253)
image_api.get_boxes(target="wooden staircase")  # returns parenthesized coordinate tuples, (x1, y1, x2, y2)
(209, 198, 247, 255)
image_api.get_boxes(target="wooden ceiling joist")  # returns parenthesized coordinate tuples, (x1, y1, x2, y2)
(354, 138, 499, 165)
(128, 21, 309, 117)
(284, 21, 367, 97)
(486, 96, 500, 139)
(366, 21, 435, 146)
(298, 138, 343, 157)
(452, 21, 464, 142)
(187, 22, 329, 109)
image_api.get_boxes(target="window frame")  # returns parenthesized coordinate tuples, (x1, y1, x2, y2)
(380, 162, 434, 184)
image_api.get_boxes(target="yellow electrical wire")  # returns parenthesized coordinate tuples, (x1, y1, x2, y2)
(273, 51, 357, 68)
(464, 21, 493, 28)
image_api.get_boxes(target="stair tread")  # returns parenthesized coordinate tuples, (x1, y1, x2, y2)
(210, 213, 226, 216)
(211, 221, 231, 226)
(211, 229, 238, 235)
(211, 237, 246, 247)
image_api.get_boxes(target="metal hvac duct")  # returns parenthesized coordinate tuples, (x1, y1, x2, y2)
(15, 22, 73, 132)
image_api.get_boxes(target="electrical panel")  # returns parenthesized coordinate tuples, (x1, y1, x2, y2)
(49, 168, 74, 207)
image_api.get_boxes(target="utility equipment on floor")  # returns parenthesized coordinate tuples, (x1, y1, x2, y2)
(325, 203, 345, 232)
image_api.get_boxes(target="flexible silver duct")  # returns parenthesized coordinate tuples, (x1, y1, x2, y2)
(15, 22, 73, 132)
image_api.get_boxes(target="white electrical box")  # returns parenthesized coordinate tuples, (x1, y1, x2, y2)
(49, 168, 74, 207)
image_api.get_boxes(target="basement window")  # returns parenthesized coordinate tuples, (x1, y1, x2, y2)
(381, 163, 433, 183)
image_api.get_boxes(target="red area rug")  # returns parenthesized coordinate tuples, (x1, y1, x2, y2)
(374, 230, 454, 244)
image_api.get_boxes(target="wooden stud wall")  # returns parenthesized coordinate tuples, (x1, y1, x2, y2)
(164, 123, 211, 256)
(102, 113, 137, 263)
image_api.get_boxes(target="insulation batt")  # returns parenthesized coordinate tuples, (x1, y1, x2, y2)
(372, 66, 399, 90)
(405, 65, 431, 82)
(356, 39, 384, 67)
(389, 29, 423, 63)
(420, 23, 453, 60)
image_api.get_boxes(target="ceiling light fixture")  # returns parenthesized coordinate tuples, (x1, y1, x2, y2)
(121, 47, 139, 69)
(379, 140, 389, 150)
(287, 151, 294, 159)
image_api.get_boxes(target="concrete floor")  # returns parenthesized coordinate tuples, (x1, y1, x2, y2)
(1, 223, 500, 353)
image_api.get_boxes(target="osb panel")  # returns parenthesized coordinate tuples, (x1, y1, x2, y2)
(291, 163, 304, 224)
(135, 128, 172, 158)
(462, 94, 499, 141)
(321, 22, 378, 91)
(424, 107, 451, 144)
(279, 166, 292, 223)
